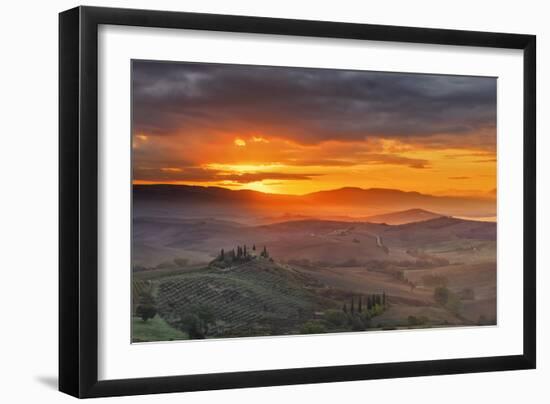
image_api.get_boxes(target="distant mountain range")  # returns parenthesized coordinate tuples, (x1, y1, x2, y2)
(133, 184, 495, 218)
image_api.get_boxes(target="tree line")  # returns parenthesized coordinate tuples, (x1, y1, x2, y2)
(213, 244, 271, 267)
(343, 292, 386, 315)
(301, 292, 388, 334)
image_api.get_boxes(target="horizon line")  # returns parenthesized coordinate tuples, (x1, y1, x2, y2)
(132, 181, 496, 200)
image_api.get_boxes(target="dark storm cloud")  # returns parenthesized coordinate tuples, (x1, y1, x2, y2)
(132, 61, 497, 144)
(133, 165, 322, 184)
(220, 172, 323, 184)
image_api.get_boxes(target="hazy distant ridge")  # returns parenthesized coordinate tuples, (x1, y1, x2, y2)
(364, 208, 443, 225)
(134, 184, 495, 218)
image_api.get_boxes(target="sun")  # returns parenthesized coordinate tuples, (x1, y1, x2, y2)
(234, 138, 247, 147)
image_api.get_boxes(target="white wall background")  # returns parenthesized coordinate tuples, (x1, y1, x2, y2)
(0, 0, 546, 402)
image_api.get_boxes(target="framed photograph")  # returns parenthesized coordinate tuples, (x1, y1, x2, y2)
(59, 6, 536, 398)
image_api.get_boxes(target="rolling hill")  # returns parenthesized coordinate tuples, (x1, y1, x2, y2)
(133, 214, 496, 268)
(150, 257, 326, 338)
(132, 185, 497, 341)
(363, 208, 443, 225)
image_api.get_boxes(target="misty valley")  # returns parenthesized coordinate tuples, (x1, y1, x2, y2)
(132, 185, 496, 342)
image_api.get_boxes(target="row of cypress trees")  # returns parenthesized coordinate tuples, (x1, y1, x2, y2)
(342, 292, 386, 314)
(218, 244, 269, 262)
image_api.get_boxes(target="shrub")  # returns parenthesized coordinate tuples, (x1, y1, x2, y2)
(179, 313, 204, 339)
(300, 320, 327, 334)
(369, 303, 385, 317)
(178, 305, 216, 339)
(407, 315, 429, 326)
(359, 312, 371, 327)
(136, 304, 156, 322)
(350, 316, 365, 331)
(446, 293, 462, 314)
(434, 287, 450, 305)
(434, 287, 462, 314)
(407, 315, 419, 326)
(324, 309, 348, 327)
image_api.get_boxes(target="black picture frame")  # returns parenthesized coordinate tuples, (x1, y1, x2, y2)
(59, 6, 536, 398)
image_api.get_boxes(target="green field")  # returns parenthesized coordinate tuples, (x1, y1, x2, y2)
(132, 315, 188, 342)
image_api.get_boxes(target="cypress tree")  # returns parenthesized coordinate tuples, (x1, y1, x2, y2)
(358, 296, 362, 313)
(382, 291, 386, 306)
(350, 297, 355, 314)
(253, 244, 256, 251)
(220, 248, 225, 260)
(343, 303, 348, 313)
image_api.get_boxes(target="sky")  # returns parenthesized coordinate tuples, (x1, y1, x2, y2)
(132, 60, 496, 198)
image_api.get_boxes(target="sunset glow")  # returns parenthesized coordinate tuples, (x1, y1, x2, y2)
(131, 61, 499, 343)
(132, 61, 496, 200)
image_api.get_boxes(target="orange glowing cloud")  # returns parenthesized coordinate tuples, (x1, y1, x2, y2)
(131, 61, 496, 199)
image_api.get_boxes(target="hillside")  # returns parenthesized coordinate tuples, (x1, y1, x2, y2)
(364, 208, 443, 225)
(151, 257, 327, 338)
(133, 217, 391, 266)
(133, 214, 497, 340)
(133, 215, 496, 268)
(380, 216, 496, 247)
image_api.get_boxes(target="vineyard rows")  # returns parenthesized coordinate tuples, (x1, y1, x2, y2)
(156, 261, 320, 336)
